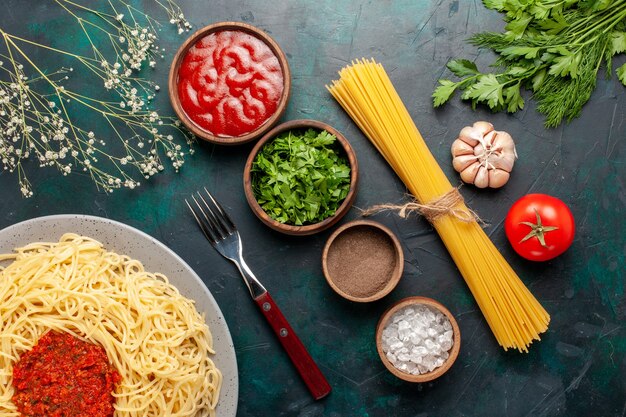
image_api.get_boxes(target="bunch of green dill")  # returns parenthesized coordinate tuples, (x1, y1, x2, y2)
(433, 0, 626, 127)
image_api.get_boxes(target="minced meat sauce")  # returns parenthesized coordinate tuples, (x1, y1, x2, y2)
(12, 331, 120, 417)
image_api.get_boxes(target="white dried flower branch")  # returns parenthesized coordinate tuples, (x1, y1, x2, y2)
(153, 0, 193, 34)
(0, 1, 194, 197)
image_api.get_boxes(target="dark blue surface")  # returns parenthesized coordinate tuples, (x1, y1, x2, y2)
(1, 1, 624, 416)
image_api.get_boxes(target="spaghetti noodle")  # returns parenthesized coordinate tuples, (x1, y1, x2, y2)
(0, 234, 222, 416)
(327, 59, 549, 352)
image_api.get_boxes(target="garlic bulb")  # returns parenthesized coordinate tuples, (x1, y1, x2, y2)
(451, 121, 517, 189)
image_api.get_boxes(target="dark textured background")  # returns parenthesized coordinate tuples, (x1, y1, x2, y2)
(1, 1, 624, 416)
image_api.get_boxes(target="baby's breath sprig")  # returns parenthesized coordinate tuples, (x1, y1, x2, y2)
(154, 0, 193, 34)
(0, 0, 194, 197)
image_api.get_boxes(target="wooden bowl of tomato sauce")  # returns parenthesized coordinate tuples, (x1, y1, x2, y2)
(169, 22, 291, 145)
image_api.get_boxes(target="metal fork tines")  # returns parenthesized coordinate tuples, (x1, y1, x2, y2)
(186, 188, 332, 400)
(186, 188, 266, 299)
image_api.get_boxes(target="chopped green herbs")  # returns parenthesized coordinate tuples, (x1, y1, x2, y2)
(251, 129, 351, 226)
(432, 0, 626, 127)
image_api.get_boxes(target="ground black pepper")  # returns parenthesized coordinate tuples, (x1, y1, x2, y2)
(326, 225, 397, 298)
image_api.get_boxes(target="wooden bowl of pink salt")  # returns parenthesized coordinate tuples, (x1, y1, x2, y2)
(321, 220, 403, 302)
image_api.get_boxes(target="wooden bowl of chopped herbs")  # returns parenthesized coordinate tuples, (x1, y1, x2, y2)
(243, 119, 358, 235)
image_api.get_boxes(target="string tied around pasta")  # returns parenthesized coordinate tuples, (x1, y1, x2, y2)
(361, 186, 483, 224)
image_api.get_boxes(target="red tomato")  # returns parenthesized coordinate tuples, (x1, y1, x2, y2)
(504, 194, 575, 261)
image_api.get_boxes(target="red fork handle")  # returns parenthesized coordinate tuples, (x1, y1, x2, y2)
(254, 291, 331, 400)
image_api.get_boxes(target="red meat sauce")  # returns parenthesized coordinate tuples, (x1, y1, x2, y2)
(177, 29, 284, 137)
(12, 331, 120, 417)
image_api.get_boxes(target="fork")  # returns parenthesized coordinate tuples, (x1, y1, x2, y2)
(186, 188, 331, 400)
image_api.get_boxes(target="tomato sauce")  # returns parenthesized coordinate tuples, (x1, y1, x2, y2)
(177, 30, 284, 137)
(12, 331, 120, 417)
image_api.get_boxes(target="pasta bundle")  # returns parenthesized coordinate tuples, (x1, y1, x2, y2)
(327, 59, 549, 352)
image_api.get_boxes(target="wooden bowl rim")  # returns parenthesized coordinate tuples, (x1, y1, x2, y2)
(168, 21, 291, 145)
(321, 219, 404, 302)
(243, 119, 359, 236)
(375, 296, 461, 383)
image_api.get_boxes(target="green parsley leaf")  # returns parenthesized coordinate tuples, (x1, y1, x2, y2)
(500, 46, 540, 59)
(582, 0, 612, 12)
(447, 59, 479, 77)
(538, 14, 568, 35)
(502, 0, 525, 17)
(251, 129, 351, 226)
(504, 84, 524, 112)
(531, 68, 547, 91)
(529, 4, 550, 20)
(432, 79, 459, 107)
(482, 0, 506, 11)
(548, 51, 581, 78)
(461, 74, 504, 109)
(611, 31, 626, 55)
(505, 13, 533, 38)
(506, 66, 532, 76)
(617, 63, 626, 86)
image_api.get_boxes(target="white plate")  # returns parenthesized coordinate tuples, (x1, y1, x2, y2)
(0, 214, 238, 417)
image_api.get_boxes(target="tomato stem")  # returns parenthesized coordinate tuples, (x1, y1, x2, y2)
(519, 209, 559, 248)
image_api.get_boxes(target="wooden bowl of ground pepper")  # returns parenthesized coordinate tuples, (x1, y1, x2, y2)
(322, 220, 403, 302)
